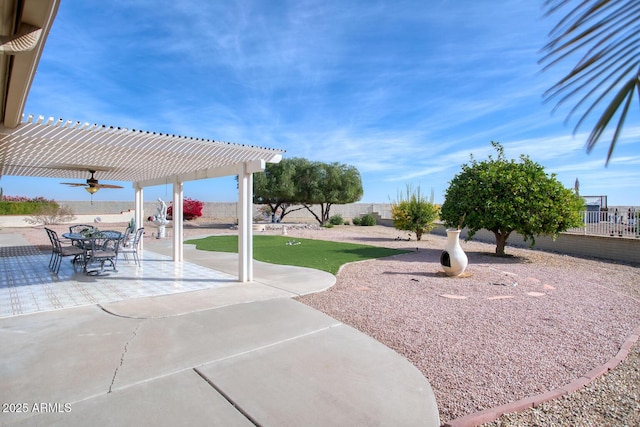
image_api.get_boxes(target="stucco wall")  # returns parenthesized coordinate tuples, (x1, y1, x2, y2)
(430, 224, 640, 265)
(42, 201, 391, 223)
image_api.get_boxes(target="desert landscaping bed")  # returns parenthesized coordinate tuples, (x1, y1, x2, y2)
(286, 225, 640, 425)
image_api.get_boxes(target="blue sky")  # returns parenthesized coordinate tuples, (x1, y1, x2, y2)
(4, 0, 639, 206)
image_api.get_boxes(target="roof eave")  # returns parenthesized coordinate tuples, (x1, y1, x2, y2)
(1, 0, 59, 128)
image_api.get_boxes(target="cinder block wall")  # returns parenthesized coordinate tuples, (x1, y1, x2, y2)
(59, 201, 240, 222)
(0, 201, 388, 227)
(57, 201, 391, 223)
(249, 203, 392, 222)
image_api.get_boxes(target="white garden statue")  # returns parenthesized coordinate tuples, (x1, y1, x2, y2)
(148, 197, 169, 239)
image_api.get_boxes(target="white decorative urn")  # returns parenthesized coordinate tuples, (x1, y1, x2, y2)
(440, 229, 468, 277)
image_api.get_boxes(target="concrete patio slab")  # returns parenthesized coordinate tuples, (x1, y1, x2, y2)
(0, 298, 440, 426)
(109, 299, 341, 389)
(196, 322, 440, 426)
(7, 370, 254, 427)
(101, 282, 295, 318)
(0, 306, 136, 423)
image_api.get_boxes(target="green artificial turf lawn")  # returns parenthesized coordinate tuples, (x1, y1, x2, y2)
(185, 235, 411, 274)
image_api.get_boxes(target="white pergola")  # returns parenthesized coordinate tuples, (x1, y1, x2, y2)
(0, 115, 284, 282)
(0, 0, 285, 282)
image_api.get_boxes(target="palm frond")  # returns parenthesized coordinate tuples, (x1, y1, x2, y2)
(573, 62, 639, 130)
(585, 76, 636, 153)
(541, 0, 640, 165)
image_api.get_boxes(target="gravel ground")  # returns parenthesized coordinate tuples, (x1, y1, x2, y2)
(285, 225, 640, 425)
(483, 342, 640, 426)
(8, 222, 640, 425)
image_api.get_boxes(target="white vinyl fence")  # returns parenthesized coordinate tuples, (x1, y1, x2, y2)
(568, 210, 640, 238)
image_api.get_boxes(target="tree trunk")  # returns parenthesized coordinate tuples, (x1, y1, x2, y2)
(493, 230, 512, 256)
(303, 204, 324, 225)
(302, 203, 334, 226)
(321, 203, 333, 225)
(278, 204, 305, 221)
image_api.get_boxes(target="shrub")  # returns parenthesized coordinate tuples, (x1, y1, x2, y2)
(167, 197, 204, 221)
(360, 214, 376, 226)
(183, 198, 204, 220)
(329, 214, 343, 226)
(24, 204, 75, 225)
(352, 217, 362, 226)
(0, 196, 58, 215)
(391, 185, 439, 241)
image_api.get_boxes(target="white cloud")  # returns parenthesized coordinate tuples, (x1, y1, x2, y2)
(20, 0, 640, 207)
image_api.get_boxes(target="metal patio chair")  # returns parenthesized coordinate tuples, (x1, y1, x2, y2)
(45, 228, 85, 274)
(85, 234, 121, 275)
(119, 227, 144, 265)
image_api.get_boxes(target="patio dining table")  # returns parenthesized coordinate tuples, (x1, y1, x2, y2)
(62, 230, 123, 274)
(63, 230, 123, 242)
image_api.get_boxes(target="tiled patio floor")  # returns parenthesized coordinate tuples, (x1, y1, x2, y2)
(0, 244, 237, 318)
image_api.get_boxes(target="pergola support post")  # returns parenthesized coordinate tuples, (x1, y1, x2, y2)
(238, 166, 253, 282)
(172, 181, 184, 262)
(134, 184, 144, 251)
(237, 159, 266, 282)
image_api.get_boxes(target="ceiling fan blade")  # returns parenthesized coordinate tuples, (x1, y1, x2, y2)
(93, 183, 124, 189)
(61, 182, 89, 187)
(60, 170, 124, 190)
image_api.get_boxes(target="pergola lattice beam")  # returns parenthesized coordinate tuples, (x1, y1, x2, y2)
(0, 115, 284, 186)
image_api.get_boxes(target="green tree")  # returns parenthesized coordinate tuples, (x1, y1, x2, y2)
(253, 157, 308, 221)
(390, 185, 439, 241)
(541, 0, 639, 164)
(253, 158, 363, 225)
(440, 142, 585, 256)
(297, 161, 364, 225)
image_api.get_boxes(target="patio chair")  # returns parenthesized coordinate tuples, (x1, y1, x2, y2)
(120, 225, 133, 247)
(45, 228, 85, 274)
(119, 227, 144, 265)
(85, 235, 121, 275)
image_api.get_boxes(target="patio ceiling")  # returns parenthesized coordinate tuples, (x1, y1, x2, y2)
(0, 115, 284, 188)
